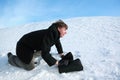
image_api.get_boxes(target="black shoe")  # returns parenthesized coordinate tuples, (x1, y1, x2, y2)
(7, 52, 12, 58)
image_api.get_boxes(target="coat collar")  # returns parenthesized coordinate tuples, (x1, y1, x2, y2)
(48, 24, 60, 39)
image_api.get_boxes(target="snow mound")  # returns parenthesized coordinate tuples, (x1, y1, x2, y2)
(0, 16, 120, 80)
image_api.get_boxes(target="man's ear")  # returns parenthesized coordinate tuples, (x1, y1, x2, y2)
(58, 27, 61, 32)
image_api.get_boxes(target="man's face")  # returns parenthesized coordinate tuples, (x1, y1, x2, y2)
(58, 27, 67, 37)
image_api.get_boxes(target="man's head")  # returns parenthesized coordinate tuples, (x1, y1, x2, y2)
(53, 20, 68, 37)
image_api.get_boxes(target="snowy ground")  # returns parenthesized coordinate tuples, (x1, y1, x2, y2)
(0, 16, 120, 80)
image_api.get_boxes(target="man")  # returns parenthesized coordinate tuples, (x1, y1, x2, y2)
(7, 20, 68, 70)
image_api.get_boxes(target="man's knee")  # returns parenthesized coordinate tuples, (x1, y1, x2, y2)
(23, 62, 35, 71)
(25, 66, 35, 71)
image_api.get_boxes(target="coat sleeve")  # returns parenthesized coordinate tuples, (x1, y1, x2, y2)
(41, 32, 57, 66)
(55, 39, 63, 54)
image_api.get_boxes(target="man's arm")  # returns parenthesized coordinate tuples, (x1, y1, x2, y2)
(41, 35, 57, 66)
(55, 40, 64, 56)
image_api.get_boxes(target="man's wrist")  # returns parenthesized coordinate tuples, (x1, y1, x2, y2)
(55, 61, 59, 65)
(60, 53, 64, 56)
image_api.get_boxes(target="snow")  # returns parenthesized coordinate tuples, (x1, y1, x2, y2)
(0, 16, 120, 80)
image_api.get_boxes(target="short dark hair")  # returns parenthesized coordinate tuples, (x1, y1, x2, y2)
(52, 20, 68, 29)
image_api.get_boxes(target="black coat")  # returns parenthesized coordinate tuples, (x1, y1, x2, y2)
(16, 25, 63, 65)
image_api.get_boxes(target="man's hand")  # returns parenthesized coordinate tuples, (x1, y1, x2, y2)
(59, 53, 64, 58)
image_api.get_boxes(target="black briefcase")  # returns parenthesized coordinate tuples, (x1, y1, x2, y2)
(58, 58, 83, 73)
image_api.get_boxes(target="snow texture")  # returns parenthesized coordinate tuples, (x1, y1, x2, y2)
(0, 16, 120, 80)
